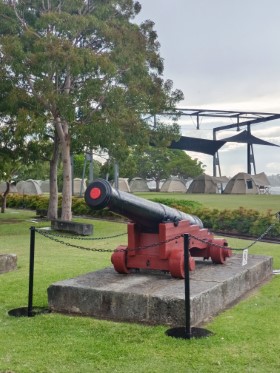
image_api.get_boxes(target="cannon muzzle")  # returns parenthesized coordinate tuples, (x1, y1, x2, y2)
(84, 179, 203, 231)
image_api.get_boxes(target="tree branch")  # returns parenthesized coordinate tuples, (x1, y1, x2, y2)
(11, 1, 41, 38)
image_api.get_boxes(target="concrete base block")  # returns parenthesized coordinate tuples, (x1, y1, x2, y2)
(48, 254, 272, 327)
(51, 220, 93, 236)
(0, 254, 17, 274)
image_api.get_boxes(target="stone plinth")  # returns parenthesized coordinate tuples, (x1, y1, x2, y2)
(0, 254, 17, 274)
(48, 254, 272, 327)
(51, 220, 93, 236)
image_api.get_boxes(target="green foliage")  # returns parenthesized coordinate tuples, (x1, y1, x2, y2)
(0, 0, 184, 163)
(7, 194, 117, 220)
(0, 0, 184, 219)
(167, 149, 205, 178)
(152, 198, 280, 239)
(151, 197, 202, 211)
(6, 193, 280, 238)
(193, 206, 280, 239)
(116, 147, 204, 190)
(0, 210, 280, 372)
(14, 161, 51, 182)
(72, 154, 101, 179)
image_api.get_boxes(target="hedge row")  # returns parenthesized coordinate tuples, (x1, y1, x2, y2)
(6, 194, 117, 220)
(154, 198, 280, 239)
(6, 194, 280, 239)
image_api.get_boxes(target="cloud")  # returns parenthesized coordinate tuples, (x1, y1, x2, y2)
(137, 0, 280, 175)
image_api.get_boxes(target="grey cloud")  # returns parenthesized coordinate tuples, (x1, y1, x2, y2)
(137, 0, 280, 174)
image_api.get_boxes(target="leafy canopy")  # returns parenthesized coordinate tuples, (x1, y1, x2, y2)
(0, 0, 183, 161)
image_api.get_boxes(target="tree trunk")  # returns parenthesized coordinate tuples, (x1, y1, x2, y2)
(48, 132, 60, 220)
(1, 182, 10, 213)
(155, 179, 160, 192)
(55, 117, 72, 221)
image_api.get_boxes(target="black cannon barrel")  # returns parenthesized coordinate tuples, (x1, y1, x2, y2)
(84, 179, 203, 231)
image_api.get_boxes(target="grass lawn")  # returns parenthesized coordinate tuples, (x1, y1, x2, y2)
(1, 208, 280, 373)
(137, 192, 280, 213)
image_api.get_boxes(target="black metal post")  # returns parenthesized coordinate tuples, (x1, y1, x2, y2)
(28, 226, 36, 317)
(165, 234, 213, 339)
(184, 234, 191, 339)
(8, 226, 49, 317)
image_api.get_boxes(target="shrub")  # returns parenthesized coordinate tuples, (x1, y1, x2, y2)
(6, 194, 280, 239)
(151, 198, 202, 212)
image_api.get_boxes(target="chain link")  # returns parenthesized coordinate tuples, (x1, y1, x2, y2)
(35, 219, 278, 254)
(35, 228, 114, 252)
(35, 228, 183, 253)
(35, 228, 127, 241)
(243, 223, 277, 250)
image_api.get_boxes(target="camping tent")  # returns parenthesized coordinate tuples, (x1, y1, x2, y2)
(129, 177, 150, 192)
(223, 172, 258, 194)
(16, 179, 42, 195)
(251, 172, 270, 194)
(73, 178, 87, 196)
(251, 172, 270, 186)
(113, 178, 131, 192)
(160, 177, 187, 193)
(0, 182, 18, 194)
(187, 174, 219, 194)
(146, 179, 165, 191)
(40, 180, 50, 193)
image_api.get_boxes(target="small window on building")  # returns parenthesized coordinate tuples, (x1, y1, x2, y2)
(246, 180, 253, 189)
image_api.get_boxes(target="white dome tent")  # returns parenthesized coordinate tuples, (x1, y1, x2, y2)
(16, 180, 42, 195)
(160, 177, 187, 193)
(129, 177, 150, 192)
(223, 173, 258, 194)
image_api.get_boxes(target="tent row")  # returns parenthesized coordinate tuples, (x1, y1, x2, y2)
(0, 177, 190, 195)
(115, 173, 271, 194)
(0, 178, 87, 196)
(0, 172, 271, 196)
(187, 172, 270, 194)
(113, 177, 188, 193)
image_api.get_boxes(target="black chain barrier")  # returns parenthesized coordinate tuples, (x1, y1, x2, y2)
(35, 213, 279, 254)
(34, 229, 128, 252)
(19, 212, 279, 320)
(36, 230, 128, 240)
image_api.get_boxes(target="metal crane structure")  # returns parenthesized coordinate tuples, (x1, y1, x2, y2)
(154, 108, 280, 176)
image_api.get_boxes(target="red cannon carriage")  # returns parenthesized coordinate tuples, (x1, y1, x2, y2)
(85, 179, 232, 278)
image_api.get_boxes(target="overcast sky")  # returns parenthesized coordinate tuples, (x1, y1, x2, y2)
(136, 0, 280, 176)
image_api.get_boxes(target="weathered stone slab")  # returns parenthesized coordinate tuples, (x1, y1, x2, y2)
(48, 254, 272, 327)
(51, 219, 93, 236)
(0, 254, 17, 274)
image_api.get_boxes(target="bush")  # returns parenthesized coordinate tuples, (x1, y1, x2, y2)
(6, 194, 117, 220)
(151, 198, 202, 211)
(6, 194, 280, 239)
(195, 206, 280, 239)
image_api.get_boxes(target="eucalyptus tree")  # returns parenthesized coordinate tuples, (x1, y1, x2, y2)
(0, 119, 25, 212)
(0, 0, 183, 220)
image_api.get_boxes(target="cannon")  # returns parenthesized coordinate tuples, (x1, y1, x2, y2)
(85, 179, 232, 278)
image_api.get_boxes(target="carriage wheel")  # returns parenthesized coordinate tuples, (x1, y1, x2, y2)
(169, 251, 196, 279)
(209, 246, 225, 264)
(169, 250, 184, 278)
(111, 246, 130, 274)
(209, 239, 232, 264)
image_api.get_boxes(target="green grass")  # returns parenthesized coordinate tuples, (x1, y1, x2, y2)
(1, 209, 280, 372)
(137, 192, 280, 214)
